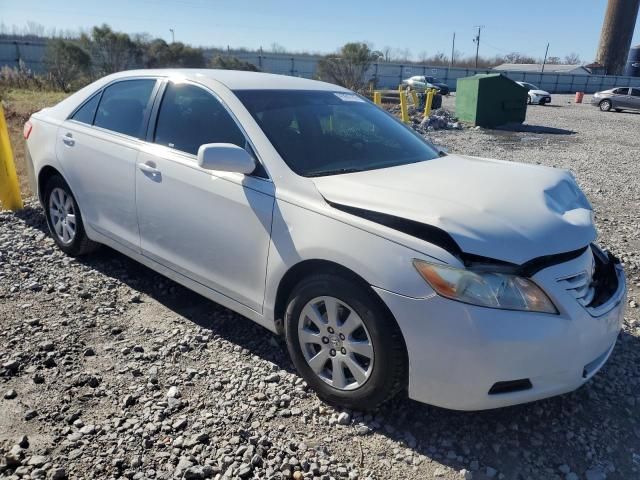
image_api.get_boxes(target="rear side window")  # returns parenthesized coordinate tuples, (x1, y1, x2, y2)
(71, 93, 100, 124)
(94, 79, 156, 137)
(631, 88, 640, 97)
(154, 82, 246, 155)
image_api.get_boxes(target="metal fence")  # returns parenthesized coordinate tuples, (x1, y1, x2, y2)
(3, 40, 640, 94)
(234, 52, 640, 93)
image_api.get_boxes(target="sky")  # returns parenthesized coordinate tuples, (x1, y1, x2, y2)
(1, 0, 639, 62)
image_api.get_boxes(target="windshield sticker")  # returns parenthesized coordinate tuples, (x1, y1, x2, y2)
(334, 93, 365, 103)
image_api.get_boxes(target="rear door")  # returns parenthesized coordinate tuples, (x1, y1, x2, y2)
(56, 78, 159, 251)
(629, 88, 640, 111)
(135, 80, 274, 312)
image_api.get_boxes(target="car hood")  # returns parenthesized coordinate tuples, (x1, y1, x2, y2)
(312, 155, 596, 265)
(530, 89, 550, 96)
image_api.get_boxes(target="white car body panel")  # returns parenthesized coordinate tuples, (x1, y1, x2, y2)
(56, 121, 142, 251)
(312, 155, 596, 265)
(25, 69, 624, 411)
(136, 143, 275, 313)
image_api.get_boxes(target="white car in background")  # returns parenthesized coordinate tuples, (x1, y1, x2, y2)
(517, 81, 552, 105)
(24, 70, 625, 411)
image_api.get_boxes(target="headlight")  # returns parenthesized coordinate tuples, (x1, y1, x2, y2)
(413, 259, 557, 314)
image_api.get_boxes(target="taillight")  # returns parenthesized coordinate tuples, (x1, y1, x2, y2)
(23, 121, 33, 140)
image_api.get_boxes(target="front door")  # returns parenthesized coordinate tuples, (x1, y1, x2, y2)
(135, 80, 274, 312)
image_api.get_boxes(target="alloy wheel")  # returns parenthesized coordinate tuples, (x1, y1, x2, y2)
(48, 187, 76, 245)
(297, 296, 374, 391)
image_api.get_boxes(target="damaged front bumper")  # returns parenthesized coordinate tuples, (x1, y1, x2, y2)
(374, 245, 625, 410)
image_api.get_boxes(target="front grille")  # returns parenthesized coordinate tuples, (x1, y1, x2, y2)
(558, 246, 620, 314)
(558, 270, 596, 307)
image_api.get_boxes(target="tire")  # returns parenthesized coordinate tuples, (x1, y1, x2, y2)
(599, 99, 612, 112)
(284, 273, 407, 410)
(527, 95, 532, 105)
(43, 175, 99, 256)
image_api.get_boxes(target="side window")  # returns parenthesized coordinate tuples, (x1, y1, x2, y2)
(154, 82, 246, 156)
(71, 93, 100, 124)
(94, 79, 156, 137)
(613, 88, 629, 95)
(631, 88, 640, 97)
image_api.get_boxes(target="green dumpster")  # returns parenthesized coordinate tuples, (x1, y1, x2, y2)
(455, 73, 528, 127)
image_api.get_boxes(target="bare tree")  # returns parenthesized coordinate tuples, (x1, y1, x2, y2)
(317, 42, 383, 91)
(80, 24, 138, 74)
(381, 46, 393, 62)
(270, 43, 287, 54)
(564, 52, 581, 65)
(45, 39, 91, 91)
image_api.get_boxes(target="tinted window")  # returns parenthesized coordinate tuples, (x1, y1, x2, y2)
(94, 79, 156, 137)
(154, 82, 246, 155)
(236, 90, 440, 177)
(71, 93, 100, 124)
(631, 88, 640, 97)
(613, 88, 629, 95)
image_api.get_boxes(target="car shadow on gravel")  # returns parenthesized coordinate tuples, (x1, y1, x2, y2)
(495, 123, 576, 135)
(14, 205, 638, 479)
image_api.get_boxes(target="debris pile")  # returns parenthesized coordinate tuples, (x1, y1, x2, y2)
(383, 104, 463, 132)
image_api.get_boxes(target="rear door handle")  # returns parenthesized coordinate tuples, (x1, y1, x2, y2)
(137, 162, 160, 175)
(62, 133, 75, 147)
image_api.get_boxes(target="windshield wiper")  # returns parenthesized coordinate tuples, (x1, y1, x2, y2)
(306, 167, 364, 177)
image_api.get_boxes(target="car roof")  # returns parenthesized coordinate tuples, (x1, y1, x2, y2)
(106, 69, 349, 92)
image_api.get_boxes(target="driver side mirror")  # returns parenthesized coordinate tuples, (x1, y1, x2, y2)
(197, 143, 256, 175)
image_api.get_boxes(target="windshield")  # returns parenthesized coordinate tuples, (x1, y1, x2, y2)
(235, 90, 440, 177)
(521, 82, 538, 90)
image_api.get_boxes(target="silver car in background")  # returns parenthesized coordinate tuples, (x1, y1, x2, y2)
(592, 87, 640, 112)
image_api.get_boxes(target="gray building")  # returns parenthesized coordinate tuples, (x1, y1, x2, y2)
(493, 63, 592, 75)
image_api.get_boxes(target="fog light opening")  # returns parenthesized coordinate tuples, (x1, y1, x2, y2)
(488, 379, 533, 395)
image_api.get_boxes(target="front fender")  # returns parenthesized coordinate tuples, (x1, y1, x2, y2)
(263, 199, 440, 321)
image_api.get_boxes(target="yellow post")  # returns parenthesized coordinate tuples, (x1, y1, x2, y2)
(0, 104, 23, 211)
(424, 88, 435, 119)
(373, 91, 381, 106)
(410, 90, 418, 106)
(399, 91, 409, 123)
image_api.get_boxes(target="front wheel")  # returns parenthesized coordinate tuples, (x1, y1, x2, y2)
(284, 274, 407, 410)
(599, 99, 612, 112)
(44, 175, 99, 256)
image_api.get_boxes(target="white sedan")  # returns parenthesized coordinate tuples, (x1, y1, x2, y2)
(517, 81, 552, 105)
(24, 70, 625, 410)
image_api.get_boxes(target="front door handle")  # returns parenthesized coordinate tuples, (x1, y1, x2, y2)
(62, 133, 75, 147)
(137, 162, 160, 175)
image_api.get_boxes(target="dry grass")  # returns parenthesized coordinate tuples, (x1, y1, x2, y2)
(2, 89, 68, 197)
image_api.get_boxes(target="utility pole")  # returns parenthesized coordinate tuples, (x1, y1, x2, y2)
(169, 28, 175, 43)
(541, 42, 550, 72)
(450, 32, 456, 67)
(473, 26, 483, 69)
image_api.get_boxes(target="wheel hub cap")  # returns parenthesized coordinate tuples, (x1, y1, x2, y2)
(297, 296, 374, 391)
(48, 188, 76, 245)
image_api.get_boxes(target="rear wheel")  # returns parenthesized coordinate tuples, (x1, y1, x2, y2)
(599, 99, 612, 112)
(284, 273, 407, 410)
(44, 175, 99, 256)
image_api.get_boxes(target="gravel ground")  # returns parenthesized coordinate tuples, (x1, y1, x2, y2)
(1, 94, 639, 480)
